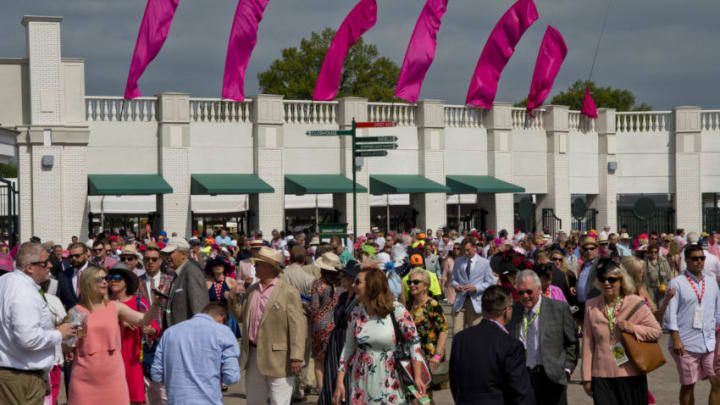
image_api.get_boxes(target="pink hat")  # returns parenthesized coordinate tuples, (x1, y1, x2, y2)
(0, 253, 14, 273)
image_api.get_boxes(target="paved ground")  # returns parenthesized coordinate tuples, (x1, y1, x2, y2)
(58, 304, 711, 404)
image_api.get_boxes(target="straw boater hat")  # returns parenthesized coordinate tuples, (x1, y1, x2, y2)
(120, 244, 142, 259)
(619, 233, 631, 240)
(315, 252, 342, 272)
(253, 246, 282, 271)
(580, 236, 598, 248)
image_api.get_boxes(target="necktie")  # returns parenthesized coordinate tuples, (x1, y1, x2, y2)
(39, 288, 48, 304)
(150, 276, 157, 305)
(465, 258, 472, 280)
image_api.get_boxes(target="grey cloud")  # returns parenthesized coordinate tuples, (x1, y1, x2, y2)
(1, 0, 719, 109)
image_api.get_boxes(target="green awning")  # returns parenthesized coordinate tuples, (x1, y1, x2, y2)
(285, 174, 367, 194)
(191, 174, 274, 195)
(88, 174, 173, 195)
(369, 175, 451, 195)
(446, 175, 525, 194)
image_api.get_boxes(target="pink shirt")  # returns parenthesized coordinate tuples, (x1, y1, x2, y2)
(247, 278, 278, 343)
(547, 285, 567, 303)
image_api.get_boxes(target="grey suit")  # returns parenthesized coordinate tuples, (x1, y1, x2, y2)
(579, 258, 601, 303)
(165, 259, 209, 327)
(508, 296, 578, 405)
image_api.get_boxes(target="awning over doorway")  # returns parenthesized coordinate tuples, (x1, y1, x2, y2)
(88, 174, 173, 195)
(369, 175, 451, 195)
(445, 175, 525, 194)
(191, 174, 274, 195)
(285, 174, 367, 194)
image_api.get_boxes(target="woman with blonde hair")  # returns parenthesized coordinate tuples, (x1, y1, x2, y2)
(441, 245, 460, 303)
(67, 265, 162, 405)
(666, 241, 682, 278)
(582, 258, 662, 404)
(333, 267, 426, 405)
(621, 256, 657, 313)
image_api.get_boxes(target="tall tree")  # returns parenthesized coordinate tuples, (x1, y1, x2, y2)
(514, 80, 652, 111)
(258, 28, 400, 101)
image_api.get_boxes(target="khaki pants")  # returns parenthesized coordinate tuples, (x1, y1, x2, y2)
(452, 298, 483, 335)
(0, 368, 46, 405)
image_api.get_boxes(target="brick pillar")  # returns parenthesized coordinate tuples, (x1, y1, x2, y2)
(480, 103, 514, 232)
(673, 106, 702, 233)
(250, 94, 285, 236)
(590, 108, 618, 232)
(336, 97, 370, 235)
(22, 16, 63, 126)
(157, 93, 191, 237)
(536, 105, 571, 233)
(411, 100, 446, 231)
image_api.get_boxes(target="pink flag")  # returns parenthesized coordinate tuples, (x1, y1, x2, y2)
(394, 0, 448, 103)
(465, 0, 538, 109)
(124, 0, 180, 99)
(581, 84, 598, 118)
(526, 26, 568, 117)
(313, 0, 378, 101)
(222, 0, 271, 102)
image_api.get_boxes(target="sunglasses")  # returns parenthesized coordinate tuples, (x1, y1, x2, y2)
(599, 276, 621, 284)
(690, 256, 706, 262)
(68, 253, 84, 259)
(105, 274, 123, 281)
(92, 248, 104, 253)
(408, 280, 424, 286)
(517, 289, 534, 296)
(353, 279, 362, 285)
(143, 257, 160, 262)
(583, 247, 597, 251)
(95, 276, 107, 283)
(119, 256, 136, 262)
(31, 259, 51, 267)
(551, 257, 563, 262)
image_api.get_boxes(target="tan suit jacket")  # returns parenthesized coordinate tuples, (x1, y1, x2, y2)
(230, 278, 306, 378)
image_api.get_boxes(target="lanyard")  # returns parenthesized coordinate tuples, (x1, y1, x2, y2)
(522, 299, 542, 342)
(685, 272, 705, 304)
(605, 296, 621, 336)
(38, 288, 48, 304)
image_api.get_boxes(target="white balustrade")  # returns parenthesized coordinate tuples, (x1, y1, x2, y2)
(190, 98, 252, 123)
(701, 110, 720, 131)
(616, 111, 672, 133)
(85, 96, 157, 122)
(511, 107, 544, 130)
(443, 105, 484, 128)
(367, 102, 416, 126)
(568, 110, 595, 132)
(283, 100, 337, 124)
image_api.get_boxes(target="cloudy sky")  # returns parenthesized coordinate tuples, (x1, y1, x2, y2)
(1, 0, 718, 109)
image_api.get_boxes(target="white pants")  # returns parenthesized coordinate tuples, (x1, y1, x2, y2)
(245, 347, 295, 405)
(144, 376, 167, 405)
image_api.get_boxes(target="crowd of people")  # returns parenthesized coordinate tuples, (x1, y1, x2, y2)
(1, 223, 720, 405)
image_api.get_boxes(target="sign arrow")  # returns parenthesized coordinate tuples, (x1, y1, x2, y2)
(356, 150, 388, 157)
(356, 143, 398, 150)
(356, 121, 396, 128)
(306, 129, 353, 136)
(355, 136, 398, 143)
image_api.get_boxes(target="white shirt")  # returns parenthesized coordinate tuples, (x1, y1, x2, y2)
(144, 272, 163, 306)
(520, 297, 542, 368)
(46, 294, 67, 366)
(71, 261, 89, 295)
(0, 270, 62, 371)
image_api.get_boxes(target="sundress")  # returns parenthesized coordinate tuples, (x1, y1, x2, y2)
(339, 302, 424, 405)
(309, 278, 343, 357)
(408, 298, 448, 361)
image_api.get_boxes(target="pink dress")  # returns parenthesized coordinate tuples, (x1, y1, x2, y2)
(68, 303, 129, 405)
(546, 285, 567, 303)
(120, 296, 159, 403)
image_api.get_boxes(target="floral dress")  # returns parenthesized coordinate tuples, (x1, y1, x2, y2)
(408, 298, 448, 361)
(339, 302, 424, 405)
(309, 278, 344, 357)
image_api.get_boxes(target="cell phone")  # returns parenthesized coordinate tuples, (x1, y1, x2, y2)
(152, 288, 169, 300)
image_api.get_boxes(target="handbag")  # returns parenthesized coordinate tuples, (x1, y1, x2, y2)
(389, 311, 432, 392)
(620, 301, 666, 373)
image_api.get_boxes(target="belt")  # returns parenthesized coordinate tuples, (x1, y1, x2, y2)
(0, 366, 44, 376)
(527, 365, 544, 374)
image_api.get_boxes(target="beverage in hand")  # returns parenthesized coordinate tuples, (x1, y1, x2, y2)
(77, 325, 87, 339)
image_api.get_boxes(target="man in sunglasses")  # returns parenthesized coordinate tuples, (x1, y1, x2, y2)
(91, 240, 118, 270)
(508, 270, 578, 405)
(664, 244, 720, 405)
(575, 237, 601, 322)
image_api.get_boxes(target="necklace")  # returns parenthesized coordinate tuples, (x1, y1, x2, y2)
(213, 276, 224, 300)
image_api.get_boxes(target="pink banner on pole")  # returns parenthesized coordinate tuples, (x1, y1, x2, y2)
(465, 0, 538, 109)
(124, 0, 180, 99)
(581, 84, 598, 118)
(526, 26, 568, 117)
(313, 0, 378, 101)
(394, 0, 448, 103)
(222, 0, 271, 102)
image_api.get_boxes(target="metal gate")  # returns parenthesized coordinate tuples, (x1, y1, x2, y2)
(617, 207, 675, 236)
(0, 178, 18, 246)
(573, 209, 598, 232)
(542, 208, 562, 237)
(703, 207, 720, 233)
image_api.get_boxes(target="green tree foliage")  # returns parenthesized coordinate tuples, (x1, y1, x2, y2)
(0, 163, 17, 178)
(514, 80, 652, 111)
(258, 28, 400, 101)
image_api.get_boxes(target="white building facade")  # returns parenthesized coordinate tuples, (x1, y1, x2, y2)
(2, 16, 720, 242)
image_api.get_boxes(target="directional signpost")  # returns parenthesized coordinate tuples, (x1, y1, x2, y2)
(306, 119, 398, 234)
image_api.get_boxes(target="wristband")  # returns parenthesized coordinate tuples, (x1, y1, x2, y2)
(432, 354, 442, 362)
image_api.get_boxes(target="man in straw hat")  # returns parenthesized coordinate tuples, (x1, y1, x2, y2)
(575, 236, 601, 322)
(229, 246, 306, 405)
(617, 233, 633, 258)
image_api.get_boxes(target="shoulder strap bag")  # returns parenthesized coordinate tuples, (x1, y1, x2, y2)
(620, 301, 666, 373)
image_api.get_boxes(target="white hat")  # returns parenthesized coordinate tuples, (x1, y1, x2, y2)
(161, 237, 190, 253)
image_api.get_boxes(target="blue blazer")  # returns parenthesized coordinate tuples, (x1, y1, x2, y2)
(450, 254, 498, 313)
